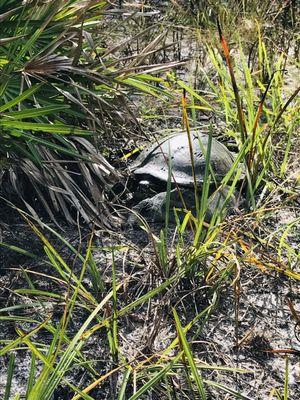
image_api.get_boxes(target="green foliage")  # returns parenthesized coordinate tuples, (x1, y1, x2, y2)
(0, 0, 172, 225)
(0, 2, 299, 400)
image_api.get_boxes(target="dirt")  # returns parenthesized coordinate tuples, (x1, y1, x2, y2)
(0, 198, 299, 399)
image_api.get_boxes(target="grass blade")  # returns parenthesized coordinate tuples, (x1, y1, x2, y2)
(173, 308, 207, 399)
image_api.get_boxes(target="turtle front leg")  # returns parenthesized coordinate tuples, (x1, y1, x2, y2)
(129, 191, 169, 224)
(129, 188, 194, 224)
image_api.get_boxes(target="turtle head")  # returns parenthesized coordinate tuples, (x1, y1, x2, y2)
(138, 179, 150, 188)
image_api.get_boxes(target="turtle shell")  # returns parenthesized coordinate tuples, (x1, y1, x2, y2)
(132, 131, 236, 187)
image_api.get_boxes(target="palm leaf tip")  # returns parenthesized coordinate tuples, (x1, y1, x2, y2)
(24, 55, 73, 76)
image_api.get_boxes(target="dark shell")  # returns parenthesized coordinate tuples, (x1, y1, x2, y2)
(132, 131, 236, 187)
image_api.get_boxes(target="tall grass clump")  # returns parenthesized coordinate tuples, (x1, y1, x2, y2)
(167, 24, 299, 208)
(0, 210, 254, 399)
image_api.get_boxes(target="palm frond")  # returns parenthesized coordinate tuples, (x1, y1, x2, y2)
(0, 0, 179, 226)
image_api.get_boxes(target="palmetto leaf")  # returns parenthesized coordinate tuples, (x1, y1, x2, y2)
(1, 104, 71, 119)
(0, 120, 91, 135)
(24, 55, 73, 76)
(0, 0, 178, 227)
(9, 138, 120, 227)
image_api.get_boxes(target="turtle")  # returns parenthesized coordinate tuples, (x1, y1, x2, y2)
(129, 130, 242, 223)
